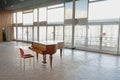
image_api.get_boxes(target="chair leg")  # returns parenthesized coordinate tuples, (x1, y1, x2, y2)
(42, 54, 47, 64)
(60, 49, 62, 59)
(36, 53, 39, 63)
(33, 57, 35, 68)
(49, 54, 53, 69)
(20, 57, 22, 69)
(23, 59, 25, 70)
(29, 58, 31, 65)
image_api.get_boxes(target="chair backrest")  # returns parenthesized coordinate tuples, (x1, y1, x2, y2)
(19, 48, 25, 57)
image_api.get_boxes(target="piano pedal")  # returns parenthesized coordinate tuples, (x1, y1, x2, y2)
(42, 61, 47, 64)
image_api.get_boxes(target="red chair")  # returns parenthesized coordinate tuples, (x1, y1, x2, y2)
(19, 48, 34, 58)
(19, 48, 34, 69)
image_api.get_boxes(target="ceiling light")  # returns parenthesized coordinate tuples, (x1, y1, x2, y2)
(10, 5, 14, 7)
(20, 0, 24, 2)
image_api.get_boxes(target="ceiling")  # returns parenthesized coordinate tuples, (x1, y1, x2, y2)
(0, 0, 105, 11)
(0, 0, 67, 11)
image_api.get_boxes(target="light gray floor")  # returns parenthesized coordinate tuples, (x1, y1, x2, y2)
(0, 41, 120, 80)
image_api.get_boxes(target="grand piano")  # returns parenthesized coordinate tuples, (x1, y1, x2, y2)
(29, 40, 64, 68)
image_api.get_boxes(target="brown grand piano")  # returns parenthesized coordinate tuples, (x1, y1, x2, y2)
(29, 40, 64, 68)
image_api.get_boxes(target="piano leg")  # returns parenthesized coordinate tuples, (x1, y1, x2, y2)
(60, 49, 62, 59)
(36, 52, 39, 62)
(49, 54, 52, 68)
(42, 54, 47, 64)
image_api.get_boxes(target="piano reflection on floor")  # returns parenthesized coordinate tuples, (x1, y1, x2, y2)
(29, 40, 64, 68)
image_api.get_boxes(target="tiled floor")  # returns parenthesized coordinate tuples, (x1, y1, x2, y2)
(0, 41, 120, 80)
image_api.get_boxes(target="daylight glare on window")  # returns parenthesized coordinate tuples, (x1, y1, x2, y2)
(89, 0, 120, 20)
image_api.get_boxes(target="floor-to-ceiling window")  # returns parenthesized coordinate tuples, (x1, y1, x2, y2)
(23, 27, 27, 41)
(13, 13, 16, 24)
(33, 9, 38, 41)
(28, 27, 33, 41)
(47, 4, 64, 40)
(39, 26, 46, 41)
(74, 25, 87, 48)
(102, 25, 118, 54)
(14, 27, 16, 40)
(16, 12, 22, 40)
(47, 26, 54, 40)
(13, 13, 17, 40)
(88, 0, 120, 54)
(87, 25, 101, 50)
(64, 2, 73, 47)
(64, 25, 72, 47)
(89, 0, 120, 20)
(17, 27, 22, 40)
(17, 12, 22, 23)
(34, 9, 37, 22)
(74, 0, 88, 48)
(47, 4, 64, 24)
(39, 7, 47, 22)
(34, 26, 38, 41)
(23, 10, 33, 41)
(55, 26, 63, 41)
(23, 12, 33, 25)
(38, 7, 47, 41)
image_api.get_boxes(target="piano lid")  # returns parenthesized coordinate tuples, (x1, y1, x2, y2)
(33, 40, 64, 45)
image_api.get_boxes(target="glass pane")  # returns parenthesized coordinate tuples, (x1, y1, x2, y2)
(39, 26, 46, 41)
(39, 7, 47, 22)
(13, 13, 16, 24)
(23, 27, 27, 41)
(74, 25, 86, 48)
(17, 12, 22, 23)
(102, 25, 118, 53)
(88, 25, 100, 49)
(34, 26, 38, 41)
(75, 0, 88, 18)
(28, 27, 33, 41)
(89, 0, 120, 20)
(64, 25, 72, 47)
(65, 2, 73, 19)
(48, 7, 64, 24)
(14, 27, 16, 39)
(17, 27, 22, 40)
(47, 26, 54, 40)
(55, 26, 63, 40)
(34, 9, 37, 22)
(23, 12, 33, 25)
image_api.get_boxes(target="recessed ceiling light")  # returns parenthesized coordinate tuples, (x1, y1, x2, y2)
(10, 5, 14, 7)
(20, 0, 24, 2)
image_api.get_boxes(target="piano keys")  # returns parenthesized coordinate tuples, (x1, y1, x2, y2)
(29, 40, 64, 68)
